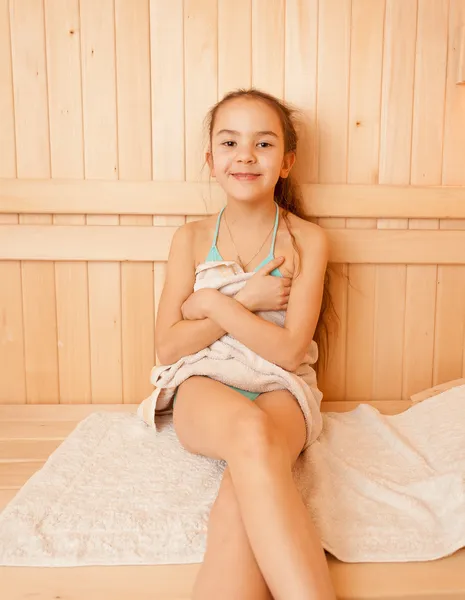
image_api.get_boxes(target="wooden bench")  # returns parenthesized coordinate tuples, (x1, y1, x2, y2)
(1, 401, 464, 600)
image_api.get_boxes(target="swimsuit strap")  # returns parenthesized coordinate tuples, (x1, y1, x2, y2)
(268, 201, 280, 257)
(211, 206, 226, 249)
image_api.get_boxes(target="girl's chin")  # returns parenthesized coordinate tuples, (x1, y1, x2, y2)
(222, 182, 274, 200)
(224, 190, 269, 202)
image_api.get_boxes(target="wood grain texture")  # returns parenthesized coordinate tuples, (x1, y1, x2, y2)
(0, 0, 16, 178)
(1, 1, 464, 411)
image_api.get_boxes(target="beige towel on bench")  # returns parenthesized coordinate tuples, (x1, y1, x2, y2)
(0, 386, 463, 566)
(138, 260, 323, 450)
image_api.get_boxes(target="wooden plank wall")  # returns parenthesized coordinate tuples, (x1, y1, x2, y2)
(0, 0, 464, 406)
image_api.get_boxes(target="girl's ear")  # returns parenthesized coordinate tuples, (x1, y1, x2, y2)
(206, 151, 215, 177)
(280, 151, 296, 179)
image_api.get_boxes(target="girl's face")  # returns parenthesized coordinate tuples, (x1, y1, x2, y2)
(207, 98, 295, 203)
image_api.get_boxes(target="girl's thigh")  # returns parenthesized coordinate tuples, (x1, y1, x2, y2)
(173, 376, 307, 465)
(173, 376, 263, 461)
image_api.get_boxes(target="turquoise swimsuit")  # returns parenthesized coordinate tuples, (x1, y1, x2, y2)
(173, 201, 283, 405)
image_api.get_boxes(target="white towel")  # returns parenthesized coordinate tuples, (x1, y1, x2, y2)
(0, 386, 464, 566)
(301, 386, 465, 562)
(138, 260, 323, 450)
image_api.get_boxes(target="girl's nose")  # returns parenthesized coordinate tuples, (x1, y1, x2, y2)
(236, 146, 256, 163)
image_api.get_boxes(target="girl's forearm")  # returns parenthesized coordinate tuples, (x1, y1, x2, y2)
(205, 293, 296, 371)
(156, 317, 226, 365)
(156, 289, 252, 365)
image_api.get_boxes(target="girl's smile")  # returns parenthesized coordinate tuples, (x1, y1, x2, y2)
(231, 172, 262, 181)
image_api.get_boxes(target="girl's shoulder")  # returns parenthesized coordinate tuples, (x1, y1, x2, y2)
(281, 212, 328, 273)
(181, 213, 218, 267)
(282, 211, 327, 249)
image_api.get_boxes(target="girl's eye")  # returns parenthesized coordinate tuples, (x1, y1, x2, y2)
(257, 142, 272, 148)
(221, 141, 236, 147)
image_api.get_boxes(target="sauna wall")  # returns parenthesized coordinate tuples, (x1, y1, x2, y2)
(0, 0, 464, 405)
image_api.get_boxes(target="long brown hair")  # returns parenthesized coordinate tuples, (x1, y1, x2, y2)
(204, 88, 336, 374)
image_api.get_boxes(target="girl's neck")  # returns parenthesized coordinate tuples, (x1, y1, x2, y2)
(224, 196, 277, 227)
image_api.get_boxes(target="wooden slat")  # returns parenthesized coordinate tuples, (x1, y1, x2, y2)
(79, 0, 118, 178)
(284, 0, 319, 183)
(375, 2, 414, 406)
(184, 0, 217, 181)
(53, 216, 92, 405)
(20, 216, 60, 405)
(46, 0, 90, 405)
(9, 0, 51, 178)
(252, 0, 285, 98)
(411, 0, 448, 185)
(0, 460, 46, 487)
(0, 0, 16, 178)
(379, 0, 417, 184)
(0, 555, 463, 600)
(116, 9, 155, 405)
(328, 549, 465, 600)
(317, 0, 351, 183)
(0, 260, 26, 403)
(0, 421, 77, 440)
(345, 264, 376, 400)
(404, 1, 446, 401)
(0, 439, 64, 460)
(458, 24, 465, 84)
(0, 564, 201, 600)
(115, 0, 152, 181)
(443, 0, 465, 185)
(150, 0, 185, 180)
(44, 0, 84, 179)
(3, 225, 465, 264)
(2, 180, 465, 218)
(87, 237, 123, 404)
(433, 265, 465, 385)
(218, 0, 252, 97)
(347, 0, 385, 184)
(372, 264, 407, 400)
(81, 0, 122, 403)
(0, 403, 138, 420)
(402, 262, 437, 399)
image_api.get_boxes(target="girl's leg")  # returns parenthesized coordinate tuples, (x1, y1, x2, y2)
(191, 388, 319, 600)
(192, 466, 273, 600)
(174, 376, 335, 600)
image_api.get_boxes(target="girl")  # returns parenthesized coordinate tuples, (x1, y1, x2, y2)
(155, 89, 335, 600)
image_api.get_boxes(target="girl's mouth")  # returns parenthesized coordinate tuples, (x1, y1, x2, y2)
(231, 173, 261, 181)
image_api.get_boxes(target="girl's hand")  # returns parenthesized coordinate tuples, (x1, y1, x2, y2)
(181, 288, 217, 320)
(236, 257, 292, 312)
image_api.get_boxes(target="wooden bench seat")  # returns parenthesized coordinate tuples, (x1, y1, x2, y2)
(1, 402, 464, 600)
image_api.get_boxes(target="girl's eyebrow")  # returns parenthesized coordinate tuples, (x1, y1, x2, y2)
(216, 128, 278, 138)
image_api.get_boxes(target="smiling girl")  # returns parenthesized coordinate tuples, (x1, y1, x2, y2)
(155, 89, 335, 600)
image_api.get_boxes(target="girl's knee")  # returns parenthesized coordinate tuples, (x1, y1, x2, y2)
(229, 409, 289, 463)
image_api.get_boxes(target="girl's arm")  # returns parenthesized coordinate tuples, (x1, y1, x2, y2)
(155, 224, 252, 365)
(201, 223, 328, 372)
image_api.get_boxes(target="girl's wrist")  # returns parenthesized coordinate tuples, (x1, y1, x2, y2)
(202, 288, 221, 319)
(234, 288, 255, 312)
